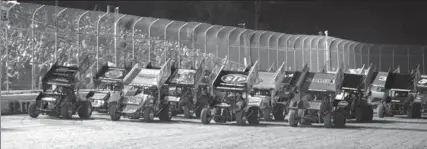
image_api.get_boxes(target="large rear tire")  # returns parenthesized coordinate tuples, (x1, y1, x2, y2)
(108, 102, 121, 121)
(61, 102, 73, 119)
(363, 105, 374, 122)
(355, 106, 364, 122)
(377, 103, 385, 118)
(407, 103, 422, 118)
(28, 102, 40, 118)
(159, 104, 172, 121)
(273, 105, 285, 121)
(288, 109, 298, 127)
(263, 108, 272, 121)
(200, 107, 212, 124)
(235, 109, 246, 125)
(183, 104, 193, 119)
(247, 107, 260, 125)
(77, 100, 92, 119)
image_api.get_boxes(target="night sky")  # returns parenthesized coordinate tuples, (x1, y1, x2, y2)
(24, 0, 427, 45)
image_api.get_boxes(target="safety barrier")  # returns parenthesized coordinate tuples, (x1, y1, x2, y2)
(1, 3, 426, 92)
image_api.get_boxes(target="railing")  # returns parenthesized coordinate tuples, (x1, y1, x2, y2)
(0, 3, 426, 92)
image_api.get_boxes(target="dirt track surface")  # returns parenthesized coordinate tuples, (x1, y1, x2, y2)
(2, 113, 427, 149)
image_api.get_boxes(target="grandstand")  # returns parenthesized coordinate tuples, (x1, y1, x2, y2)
(1, 2, 426, 91)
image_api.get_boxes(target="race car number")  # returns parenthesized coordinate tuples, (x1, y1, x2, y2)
(378, 76, 387, 81)
(221, 74, 247, 84)
(418, 79, 427, 85)
(306, 78, 335, 84)
(105, 70, 123, 79)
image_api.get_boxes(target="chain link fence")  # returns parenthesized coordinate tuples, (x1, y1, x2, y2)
(1, 3, 426, 91)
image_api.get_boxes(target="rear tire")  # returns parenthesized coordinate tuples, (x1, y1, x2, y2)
(355, 106, 364, 122)
(407, 103, 422, 118)
(159, 104, 172, 121)
(363, 105, 374, 122)
(143, 107, 155, 122)
(247, 107, 260, 125)
(263, 108, 272, 121)
(288, 109, 298, 127)
(61, 102, 73, 119)
(200, 107, 212, 124)
(333, 110, 346, 128)
(183, 104, 193, 119)
(109, 102, 121, 121)
(273, 105, 285, 121)
(28, 102, 40, 118)
(77, 100, 92, 119)
(377, 103, 385, 118)
(236, 109, 246, 125)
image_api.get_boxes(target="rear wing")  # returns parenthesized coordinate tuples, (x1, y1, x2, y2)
(122, 59, 172, 88)
(247, 61, 259, 88)
(92, 62, 130, 89)
(294, 64, 310, 89)
(157, 59, 172, 88)
(273, 62, 286, 89)
(384, 72, 414, 91)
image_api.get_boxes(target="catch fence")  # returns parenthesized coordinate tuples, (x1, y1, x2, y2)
(1, 3, 426, 91)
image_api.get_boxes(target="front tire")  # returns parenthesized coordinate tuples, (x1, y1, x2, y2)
(183, 104, 193, 119)
(201, 107, 212, 124)
(247, 107, 260, 125)
(235, 109, 247, 125)
(143, 107, 155, 122)
(78, 100, 92, 119)
(61, 102, 73, 119)
(288, 109, 298, 127)
(28, 102, 40, 118)
(109, 102, 122, 121)
(377, 103, 385, 118)
(363, 105, 374, 122)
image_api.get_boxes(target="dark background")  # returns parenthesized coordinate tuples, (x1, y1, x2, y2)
(23, 0, 427, 45)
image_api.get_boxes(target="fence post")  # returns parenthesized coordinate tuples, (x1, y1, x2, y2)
(227, 28, 237, 68)
(215, 27, 225, 60)
(301, 36, 309, 69)
(292, 36, 302, 70)
(31, 5, 44, 90)
(148, 19, 159, 64)
(379, 45, 383, 71)
(423, 46, 426, 74)
(164, 20, 174, 63)
(266, 33, 274, 69)
(285, 35, 292, 70)
(131, 17, 143, 62)
(5, 23, 8, 91)
(407, 46, 410, 73)
(277, 34, 285, 70)
(177, 23, 188, 68)
(191, 23, 202, 68)
(204, 26, 214, 55)
(55, 8, 67, 63)
(114, 14, 126, 65)
(77, 11, 89, 67)
(96, 7, 109, 71)
(237, 29, 247, 68)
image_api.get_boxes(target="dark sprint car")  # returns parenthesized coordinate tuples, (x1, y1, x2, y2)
(164, 59, 207, 118)
(86, 62, 133, 113)
(200, 61, 259, 125)
(288, 65, 348, 128)
(416, 74, 427, 113)
(28, 57, 92, 119)
(251, 62, 287, 121)
(108, 59, 173, 122)
(376, 70, 421, 118)
(337, 65, 374, 122)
